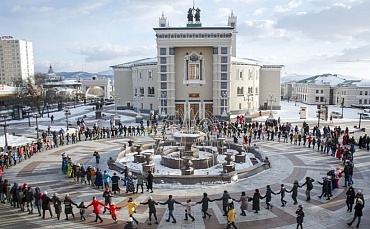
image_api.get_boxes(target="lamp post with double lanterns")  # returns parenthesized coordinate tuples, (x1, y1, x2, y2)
(0, 114, 9, 148)
(317, 105, 322, 128)
(267, 93, 276, 123)
(65, 106, 71, 130)
(159, 92, 167, 119)
(341, 98, 345, 119)
(34, 114, 40, 139)
(244, 94, 253, 123)
(358, 112, 364, 129)
(221, 92, 228, 120)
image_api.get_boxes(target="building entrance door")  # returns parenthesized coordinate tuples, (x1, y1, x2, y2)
(205, 103, 213, 119)
(175, 104, 185, 120)
(189, 103, 199, 120)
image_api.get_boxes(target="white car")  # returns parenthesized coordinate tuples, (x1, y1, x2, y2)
(330, 111, 342, 119)
(362, 113, 370, 120)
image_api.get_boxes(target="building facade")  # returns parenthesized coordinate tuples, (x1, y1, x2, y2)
(112, 9, 283, 120)
(0, 36, 34, 86)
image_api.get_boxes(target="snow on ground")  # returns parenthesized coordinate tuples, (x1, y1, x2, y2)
(0, 134, 35, 148)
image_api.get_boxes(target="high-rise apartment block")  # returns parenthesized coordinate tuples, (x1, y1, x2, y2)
(0, 36, 34, 86)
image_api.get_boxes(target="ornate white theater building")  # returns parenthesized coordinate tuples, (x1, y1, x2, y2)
(112, 9, 283, 121)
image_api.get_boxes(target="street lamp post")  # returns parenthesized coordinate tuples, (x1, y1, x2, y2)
(221, 92, 228, 119)
(1, 115, 9, 148)
(46, 103, 50, 118)
(317, 106, 321, 128)
(359, 112, 363, 129)
(135, 95, 143, 123)
(244, 94, 253, 123)
(115, 94, 118, 115)
(65, 106, 71, 130)
(267, 93, 276, 122)
(34, 114, 40, 139)
(160, 92, 167, 118)
(341, 98, 344, 119)
(27, 111, 31, 127)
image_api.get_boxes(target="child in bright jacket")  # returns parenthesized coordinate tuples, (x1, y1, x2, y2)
(105, 202, 121, 222)
(181, 199, 197, 221)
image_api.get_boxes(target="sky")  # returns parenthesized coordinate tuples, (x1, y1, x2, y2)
(1, 0, 370, 79)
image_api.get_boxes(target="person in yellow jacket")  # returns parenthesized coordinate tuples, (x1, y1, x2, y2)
(67, 163, 72, 178)
(226, 204, 237, 229)
(121, 197, 140, 224)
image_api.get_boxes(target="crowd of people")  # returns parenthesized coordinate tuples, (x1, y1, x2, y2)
(0, 114, 368, 228)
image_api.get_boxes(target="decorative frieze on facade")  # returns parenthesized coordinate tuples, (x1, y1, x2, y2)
(156, 33, 233, 39)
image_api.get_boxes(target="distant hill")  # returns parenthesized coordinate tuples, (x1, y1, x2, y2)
(281, 73, 360, 83)
(281, 74, 310, 83)
(57, 71, 113, 80)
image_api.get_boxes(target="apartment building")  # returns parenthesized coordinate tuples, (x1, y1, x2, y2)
(0, 36, 34, 86)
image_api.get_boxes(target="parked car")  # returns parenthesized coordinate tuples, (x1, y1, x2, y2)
(362, 113, 370, 120)
(330, 111, 342, 119)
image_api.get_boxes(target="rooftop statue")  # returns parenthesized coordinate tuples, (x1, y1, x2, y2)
(187, 8, 193, 22)
(195, 7, 201, 22)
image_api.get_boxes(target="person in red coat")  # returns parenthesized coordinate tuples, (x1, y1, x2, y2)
(105, 202, 121, 223)
(87, 196, 105, 223)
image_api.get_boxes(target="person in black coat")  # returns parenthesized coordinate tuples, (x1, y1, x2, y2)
(64, 194, 78, 220)
(296, 204, 305, 229)
(252, 189, 263, 213)
(346, 186, 356, 212)
(347, 199, 364, 227)
(196, 192, 213, 218)
(301, 176, 315, 201)
(41, 191, 53, 219)
(140, 196, 159, 225)
(288, 180, 300, 205)
(262, 185, 276, 209)
(317, 176, 331, 200)
(52, 193, 62, 220)
(214, 190, 232, 216)
(146, 170, 154, 193)
(276, 184, 288, 207)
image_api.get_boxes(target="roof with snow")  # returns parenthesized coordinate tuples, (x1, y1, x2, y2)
(44, 80, 81, 86)
(111, 58, 158, 69)
(297, 74, 361, 87)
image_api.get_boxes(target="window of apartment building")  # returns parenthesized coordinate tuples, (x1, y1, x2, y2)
(221, 82, 227, 89)
(213, 47, 218, 54)
(315, 97, 319, 102)
(360, 91, 363, 95)
(147, 87, 155, 97)
(221, 47, 228, 54)
(365, 99, 368, 104)
(150, 104, 153, 110)
(148, 70, 153, 80)
(221, 56, 228, 63)
(161, 82, 167, 89)
(239, 103, 242, 109)
(160, 65, 167, 72)
(366, 91, 368, 95)
(221, 73, 227, 80)
(321, 90, 323, 93)
(160, 57, 166, 64)
(139, 87, 144, 96)
(255, 87, 258, 94)
(160, 74, 167, 81)
(238, 70, 243, 79)
(221, 65, 227, 72)
(139, 72, 142, 80)
(169, 48, 175, 55)
(237, 87, 244, 96)
(359, 99, 362, 104)
(316, 90, 319, 93)
(160, 48, 166, 55)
